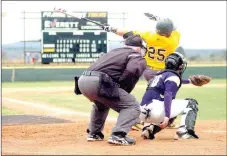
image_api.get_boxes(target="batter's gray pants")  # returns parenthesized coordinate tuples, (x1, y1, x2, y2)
(78, 75, 141, 135)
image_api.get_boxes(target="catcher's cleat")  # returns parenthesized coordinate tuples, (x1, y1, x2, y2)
(87, 132, 104, 141)
(174, 130, 199, 140)
(141, 124, 155, 140)
(108, 135, 136, 146)
(141, 124, 162, 140)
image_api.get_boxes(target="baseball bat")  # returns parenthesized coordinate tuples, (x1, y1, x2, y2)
(144, 12, 161, 21)
(54, 8, 105, 27)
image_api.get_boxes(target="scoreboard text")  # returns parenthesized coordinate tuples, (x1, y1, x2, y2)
(41, 11, 108, 64)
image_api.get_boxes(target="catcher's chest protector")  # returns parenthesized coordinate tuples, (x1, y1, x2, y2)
(155, 69, 182, 89)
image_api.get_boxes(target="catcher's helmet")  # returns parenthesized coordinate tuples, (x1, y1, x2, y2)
(165, 52, 187, 75)
(156, 18, 174, 37)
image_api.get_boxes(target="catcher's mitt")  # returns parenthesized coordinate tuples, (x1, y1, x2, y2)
(189, 75, 212, 87)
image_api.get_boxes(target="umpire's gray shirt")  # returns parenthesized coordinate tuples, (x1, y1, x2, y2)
(87, 47, 146, 93)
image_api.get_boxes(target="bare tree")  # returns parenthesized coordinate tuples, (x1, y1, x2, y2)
(222, 49, 226, 60)
(209, 53, 216, 62)
(188, 54, 201, 61)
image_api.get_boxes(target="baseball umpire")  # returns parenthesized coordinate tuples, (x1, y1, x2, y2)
(76, 35, 147, 146)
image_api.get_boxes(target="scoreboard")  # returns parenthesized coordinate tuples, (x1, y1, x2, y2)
(42, 31, 107, 63)
(41, 11, 108, 64)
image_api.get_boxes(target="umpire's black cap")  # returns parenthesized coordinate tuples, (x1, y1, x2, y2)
(124, 35, 146, 49)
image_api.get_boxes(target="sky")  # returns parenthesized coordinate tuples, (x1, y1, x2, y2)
(2, 1, 227, 49)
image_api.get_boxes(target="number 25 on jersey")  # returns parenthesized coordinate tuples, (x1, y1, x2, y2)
(147, 47, 166, 61)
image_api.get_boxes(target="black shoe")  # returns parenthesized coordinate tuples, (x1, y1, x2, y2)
(87, 133, 104, 141)
(141, 124, 155, 140)
(141, 124, 162, 140)
(108, 134, 136, 146)
(86, 129, 104, 141)
(174, 129, 199, 140)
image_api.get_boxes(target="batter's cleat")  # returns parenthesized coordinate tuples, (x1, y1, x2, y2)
(131, 122, 144, 131)
(167, 117, 179, 129)
(167, 123, 179, 129)
(108, 135, 136, 146)
(87, 132, 104, 141)
(174, 130, 199, 140)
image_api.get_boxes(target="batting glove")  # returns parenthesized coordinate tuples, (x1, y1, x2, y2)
(101, 24, 117, 33)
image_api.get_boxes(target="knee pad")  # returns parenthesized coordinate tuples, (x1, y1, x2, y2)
(185, 98, 199, 112)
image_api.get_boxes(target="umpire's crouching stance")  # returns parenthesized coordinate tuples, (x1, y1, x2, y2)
(76, 35, 146, 146)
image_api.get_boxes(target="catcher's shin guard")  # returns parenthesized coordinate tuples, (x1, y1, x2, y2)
(178, 98, 199, 138)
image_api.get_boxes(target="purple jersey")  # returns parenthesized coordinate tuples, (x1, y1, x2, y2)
(141, 71, 181, 118)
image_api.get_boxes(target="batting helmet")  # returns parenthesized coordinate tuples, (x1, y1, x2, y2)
(165, 52, 187, 75)
(156, 18, 174, 37)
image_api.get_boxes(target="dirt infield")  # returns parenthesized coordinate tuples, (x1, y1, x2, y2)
(2, 115, 72, 126)
(2, 85, 226, 155)
(2, 115, 226, 155)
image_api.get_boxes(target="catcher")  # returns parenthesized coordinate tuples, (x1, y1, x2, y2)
(139, 52, 211, 140)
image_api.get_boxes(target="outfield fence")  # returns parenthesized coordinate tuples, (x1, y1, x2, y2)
(2, 66, 226, 82)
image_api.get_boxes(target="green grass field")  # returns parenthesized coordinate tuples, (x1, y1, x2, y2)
(2, 106, 23, 115)
(2, 79, 226, 120)
(2, 79, 226, 88)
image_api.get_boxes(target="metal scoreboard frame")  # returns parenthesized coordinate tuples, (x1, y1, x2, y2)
(41, 11, 108, 64)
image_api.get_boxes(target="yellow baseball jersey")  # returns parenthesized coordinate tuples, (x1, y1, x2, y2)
(126, 30, 181, 70)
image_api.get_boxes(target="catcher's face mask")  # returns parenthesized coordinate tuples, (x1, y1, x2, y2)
(175, 51, 187, 75)
(179, 60, 187, 75)
(165, 52, 187, 76)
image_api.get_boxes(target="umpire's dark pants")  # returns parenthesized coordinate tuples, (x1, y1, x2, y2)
(78, 73, 141, 135)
